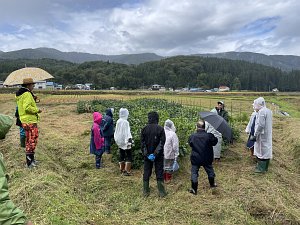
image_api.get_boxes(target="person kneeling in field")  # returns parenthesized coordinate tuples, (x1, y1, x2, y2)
(114, 108, 133, 176)
(90, 112, 105, 169)
(189, 120, 218, 195)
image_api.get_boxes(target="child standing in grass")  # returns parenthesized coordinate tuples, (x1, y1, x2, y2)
(101, 108, 114, 154)
(114, 108, 133, 175)
(90, 112, 105, 169)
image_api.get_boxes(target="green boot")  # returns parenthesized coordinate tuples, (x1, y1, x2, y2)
(254, 160, 268, 173)
(157, 180, 167, 198)
(20, 136, 26, 148)
(265, 159, 270, 171)
(143, 180, 150, 197)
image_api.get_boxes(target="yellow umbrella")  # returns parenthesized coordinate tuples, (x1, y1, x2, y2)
(3, 67, 54, 86)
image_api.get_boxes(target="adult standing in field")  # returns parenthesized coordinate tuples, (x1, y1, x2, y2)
(210, 101, 229, 161)
(141, 111, 167, 197)
(188, 120, 218, 195)
(249, 97, 272, 173)
(101, 108, 114, 154)
(114, 108, 133, 176)
(16, 78, 42, 168)
(163, 119, 179, 184)
(211, 101, 229, 122)
(245, 110, 258, 159)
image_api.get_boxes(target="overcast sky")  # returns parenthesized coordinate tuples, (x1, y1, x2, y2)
(0, 0, 300, 56)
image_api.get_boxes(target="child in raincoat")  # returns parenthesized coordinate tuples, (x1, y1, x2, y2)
(90, 112, 105, 169)
(101, 108, 114, 154)
(163, 119, 179, 183)
(114, 108, 133, 176)
(245, 110, 257, 159)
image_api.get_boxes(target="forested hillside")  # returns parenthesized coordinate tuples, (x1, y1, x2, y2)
(1, 56, 300, 91)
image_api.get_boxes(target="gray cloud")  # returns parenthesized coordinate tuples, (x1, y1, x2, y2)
(0, 0, 300, 55)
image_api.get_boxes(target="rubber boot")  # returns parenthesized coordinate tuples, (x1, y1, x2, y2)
(119, 161, 125, 174)
(265, 159, 270, 171)
(124, 162, 132, 176)
(95, 155, 101, 169)
(20, 136, 26, 148)
(26, 154, 36, 168)
(157, 180, 167, 198)
(208, 177, 217, 188)
(143, 180, 150, 197)
(255, 160, 268, 173)
(164, 172, 172, 184)
(189, 181, 198, 195)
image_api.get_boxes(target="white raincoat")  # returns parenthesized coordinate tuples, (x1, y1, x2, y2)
(114, 108, 132, 150)
(163, 119, 179, 160)
(205, 121, 222, 158)
(253, 97, 273, 159)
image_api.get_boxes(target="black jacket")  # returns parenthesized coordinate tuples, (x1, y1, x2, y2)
(189, 129, 218, 166)
(101, 109, 114, 137)
(141, 112, 166, 158)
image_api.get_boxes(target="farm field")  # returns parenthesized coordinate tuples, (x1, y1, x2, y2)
(0, 92, 300, 225)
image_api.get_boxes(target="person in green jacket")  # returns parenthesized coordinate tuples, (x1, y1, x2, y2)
(0, 155, 33, 225)
(16, 78, 42, 168)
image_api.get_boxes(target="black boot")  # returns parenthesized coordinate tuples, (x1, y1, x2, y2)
(208, 177, 217, 188)
(157, 180, 167, 198)
(95, 155, 101, 169)
(189, 181, 198, 195)
(26, 154, 36, 168)
(143, 180, 150, 197)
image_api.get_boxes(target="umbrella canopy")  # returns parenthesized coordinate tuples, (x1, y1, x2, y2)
(3, 67, 54, 86)
(199, 111, 233, 141)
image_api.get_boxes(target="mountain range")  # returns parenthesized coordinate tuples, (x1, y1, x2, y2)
(1, 47, 300, 71)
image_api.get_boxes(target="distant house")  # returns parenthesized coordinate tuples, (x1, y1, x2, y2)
(35, 81, 47, 89)
(46, 82, 55, 90)
(218, 86, 230, 92)
(151, 84, 161, 90)
(272, 88, 279, 92)
(56, 84, 63, 90)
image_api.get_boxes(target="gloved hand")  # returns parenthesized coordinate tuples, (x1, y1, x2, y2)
(249, 135, 256, 142)
(148, 153, 156, 161)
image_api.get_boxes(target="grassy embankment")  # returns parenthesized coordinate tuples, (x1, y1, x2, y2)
(0, 92, 299, 225)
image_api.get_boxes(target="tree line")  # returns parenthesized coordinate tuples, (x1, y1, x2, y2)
(0, 56, 299, 91)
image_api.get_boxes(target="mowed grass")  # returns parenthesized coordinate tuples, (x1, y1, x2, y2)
(0, 93, 300, 225)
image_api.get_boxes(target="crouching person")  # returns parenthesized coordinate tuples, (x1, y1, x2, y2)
(114, 108, 133, 176)
(141, 111, 166, 197)
(1, 155, 33, 225)
(90, 112, 105, 169)
(188, 120, 218, 195)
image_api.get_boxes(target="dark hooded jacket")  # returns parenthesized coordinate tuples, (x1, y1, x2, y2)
(100, 108, 114, 137)
(215, 107, 229, 122)
(141, 112, 166, 158)
(189, 129, 218, 166)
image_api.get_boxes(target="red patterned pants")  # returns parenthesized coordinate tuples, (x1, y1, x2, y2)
(22, 123, 39, 154)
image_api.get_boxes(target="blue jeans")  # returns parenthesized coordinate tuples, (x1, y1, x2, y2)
(191, 164, 215, 183)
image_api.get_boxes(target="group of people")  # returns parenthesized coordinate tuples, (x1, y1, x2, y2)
(0, 78, 273, 224)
